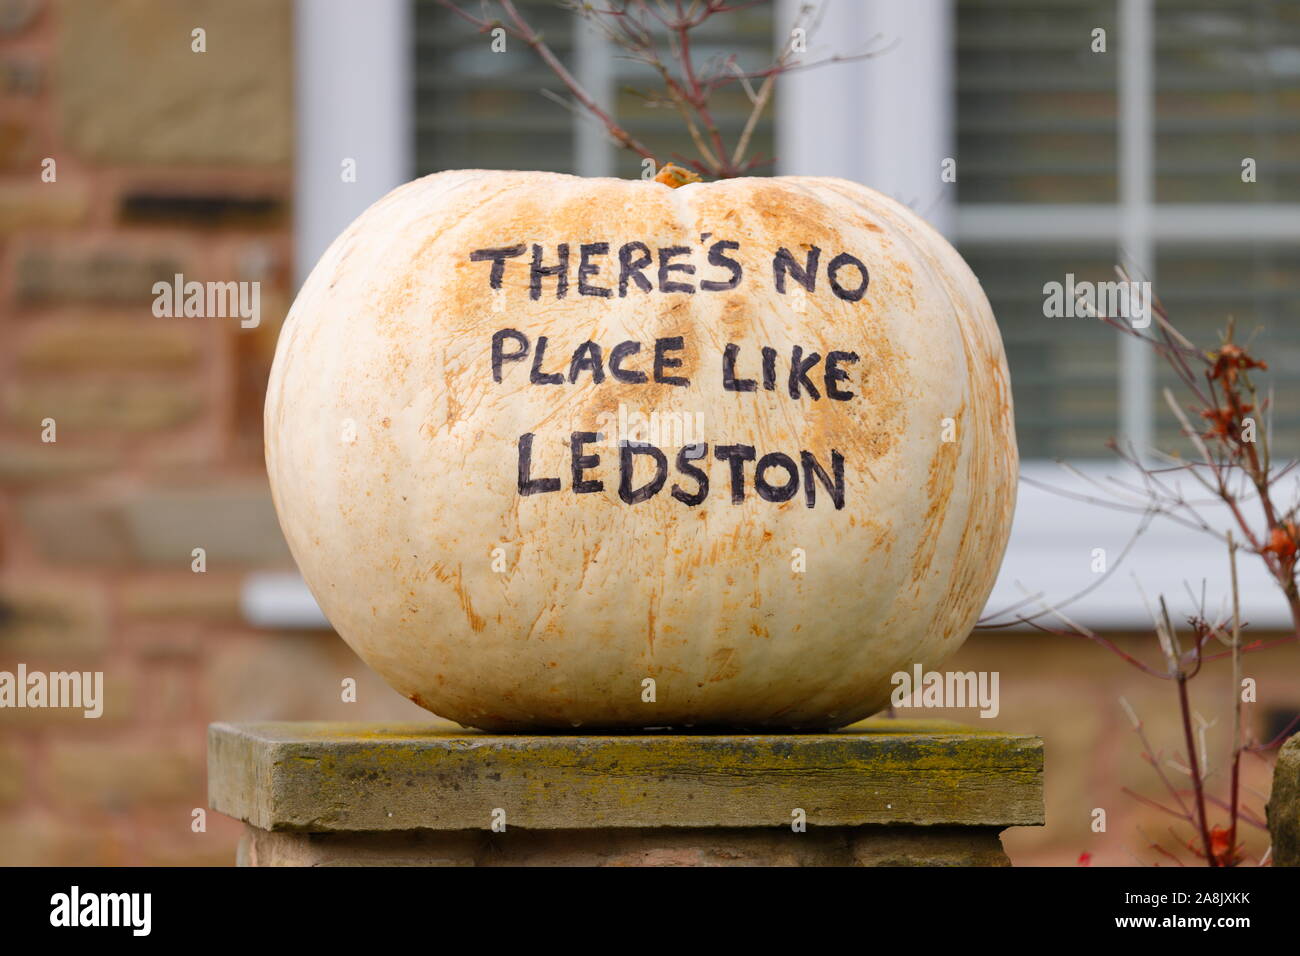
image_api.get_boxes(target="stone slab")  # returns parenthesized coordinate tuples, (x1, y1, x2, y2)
(208, 719, 1044, 833)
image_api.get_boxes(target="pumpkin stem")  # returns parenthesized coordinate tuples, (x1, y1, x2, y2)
(654, 163, 702, 188)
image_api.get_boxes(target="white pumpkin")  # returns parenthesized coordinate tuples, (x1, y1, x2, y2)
(265, 170, 1017, 731)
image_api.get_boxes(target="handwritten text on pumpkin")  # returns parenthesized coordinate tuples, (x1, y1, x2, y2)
(470, 241, 871, 511)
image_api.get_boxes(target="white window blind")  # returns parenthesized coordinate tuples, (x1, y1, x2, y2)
(955, 0, 1300, 460)
(956, 0, 1119, 204)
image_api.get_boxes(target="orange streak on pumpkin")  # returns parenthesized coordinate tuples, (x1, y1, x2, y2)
(452, 563, 486, 633)
(910, 402, 965, 586)
(707, 646, 741, 682)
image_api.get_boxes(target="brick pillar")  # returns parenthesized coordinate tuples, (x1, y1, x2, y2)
(209, 718, 1045, 866)
(1269, 734, 1299, 867)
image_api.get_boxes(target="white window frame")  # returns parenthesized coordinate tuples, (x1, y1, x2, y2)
(251, 0, 1298, 630)
(294, 0, 412, 287)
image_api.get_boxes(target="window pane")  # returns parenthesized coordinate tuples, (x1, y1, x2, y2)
(415, 0, 579, 173)
(1153, 245, 1300, 459)
(1155, 0, 1300, 203)
(608, 7, 775, 179)
(959, 244, 1121, 458)
(413, 0, 774, 178)
(956, 0, 1119, 203)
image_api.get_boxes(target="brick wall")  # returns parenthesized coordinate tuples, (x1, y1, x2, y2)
(936, 631, 1300, 867)
(1, 0, 1294, 868)
(0, 0, 426, 866)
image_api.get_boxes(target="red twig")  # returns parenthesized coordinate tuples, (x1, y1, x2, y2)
(1176, 671, 1216, 865)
